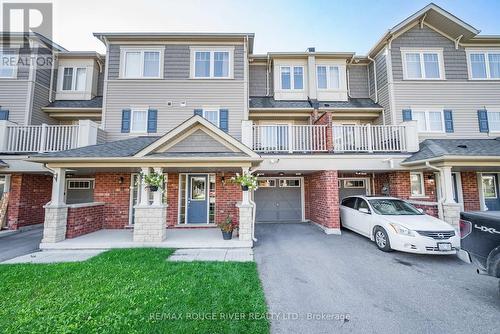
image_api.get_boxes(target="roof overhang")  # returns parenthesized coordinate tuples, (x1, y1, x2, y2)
(401, 155, 500, 167)
(42, 107, 102, 120)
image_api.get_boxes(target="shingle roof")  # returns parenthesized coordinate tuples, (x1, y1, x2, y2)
(249, 96, 382, 109)
(45, 96, 103, 109)
(403, 138, 500, 163)
(34, 136, 159, 158)
(147, 152, 248, 158)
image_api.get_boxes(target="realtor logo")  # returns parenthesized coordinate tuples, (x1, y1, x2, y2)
(2, 2, 53, 47)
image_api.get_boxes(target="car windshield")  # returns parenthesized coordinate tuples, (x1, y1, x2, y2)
(368, 199, 423, 216)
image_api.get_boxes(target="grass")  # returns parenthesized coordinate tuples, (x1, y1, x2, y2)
(0, 249, 269, 333)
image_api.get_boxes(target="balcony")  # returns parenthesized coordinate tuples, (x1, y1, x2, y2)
(244, 121, 419, 154)
(0, 120, 104, 154)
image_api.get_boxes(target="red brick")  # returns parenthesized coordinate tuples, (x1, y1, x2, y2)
(66, 204, 104, 238)
(305, 170, 340, 229)
(461, 172, 481, 211)
(94, 173, 131, 229)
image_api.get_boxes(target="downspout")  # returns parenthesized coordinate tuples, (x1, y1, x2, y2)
(249, 166, 259, 242)
(426, 161, 445, 219)
(48, 51, 57, 102)
(367, 56, 378, 103)
(266, 54, 270, 96)
(346, 58, 354, 98)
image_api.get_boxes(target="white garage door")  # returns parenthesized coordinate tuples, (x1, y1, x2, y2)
(255, 178, 302, 222)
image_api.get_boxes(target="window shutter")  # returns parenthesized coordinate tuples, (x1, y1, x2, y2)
(477, 109, 489, 133)
(194, 109, 203, 117)
(219, 109, 228, 132)
(402, 109, 412, 122)
(443, 110, 454, 133)
(121, 109, 131, 133)
(0, 108, 9, 120)
(147, 109, 158, 133)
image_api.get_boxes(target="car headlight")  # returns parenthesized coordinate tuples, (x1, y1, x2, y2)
(389, 223, 415, 237)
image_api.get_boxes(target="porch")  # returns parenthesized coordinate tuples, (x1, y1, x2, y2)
(40, 228, 252, 250)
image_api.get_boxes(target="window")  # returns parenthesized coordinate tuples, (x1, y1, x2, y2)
(280, 66, 303, 90)
(410, 172, 425, 197)
(67, 180, 93, 189)
(488, 111, 500, 132)
(61, 67, 87, 91)
(482, 175, 497, 199)
(202, 109, 219, 127)
(341, 197, 357, 209)
(258, 179, 276, 188)
(317, 65, 340, 89)
(122, 49, 161, 78)
(192, 48, 232, 79)
(412, 110, 444, 133)
(467, 51, 500, 79)
(402, 50, 443, 80)
(0, 52, 17, 78)
(344, 180, 365, 189)
(279, 179, 300, 187)
(131, 109, 148, 133)
(356, 199, 371, 213)
(191, 177, 206, 200)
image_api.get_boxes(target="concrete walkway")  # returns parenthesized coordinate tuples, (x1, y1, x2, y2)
(168, 248, 253, 262)
(1, 250, 105, 264)
(0, 225, 43, 262)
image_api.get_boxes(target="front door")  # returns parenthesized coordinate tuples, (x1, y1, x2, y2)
(482, 174, 500, 211)
(187, 175, 208, 223)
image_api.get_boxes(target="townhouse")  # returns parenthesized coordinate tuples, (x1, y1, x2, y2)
(1, 3, 499, 249)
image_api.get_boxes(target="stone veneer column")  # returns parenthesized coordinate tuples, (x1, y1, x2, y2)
(42, 205, 68, 243)
(442, 203, 461, 230)
(236, 201, 253, 241)
(133, 205, 167, 242)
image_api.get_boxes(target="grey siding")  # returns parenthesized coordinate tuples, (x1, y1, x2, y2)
(347, 65, 369, 98)
(108, 44, 245, 80)
(369, 51, 391, 125)
(167, 129, 232, 153)
(31, 47, 56, 125)
(249, 64, 267, 96)
(96, 67, 104, 96)
(104, 80, 245, 141)
(0, 80, 28, 124)
(391, 25, 468, 81)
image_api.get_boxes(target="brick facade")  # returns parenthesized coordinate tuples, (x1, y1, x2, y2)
(313, 112, 333, 151)
(305, 170, 340, 229)
(461, 172, 481, 211)
(215, 172, 242, 226)
(166, 173, 179, 227)
(94, 173, 131, 229)
(7, 173, 52, 230)
(66, 204, 104, 238)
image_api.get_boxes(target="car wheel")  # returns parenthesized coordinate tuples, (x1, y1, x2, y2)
(374, 227, 392, 252)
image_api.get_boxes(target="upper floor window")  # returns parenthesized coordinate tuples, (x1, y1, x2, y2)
(467, 51, 500, 80)
(401, 49, 444, 80)
(0, 51, 17, 78)
(488, 111, 500, 132)
(62, 67, 86, 91)
(412, 110, 444, 133)
(317, 65, 340, 89)
(130, 108, 148, 133)
(121, 49, 162, 79)
(280, 66, 303, 90)
(191, 48, 233, 79)
(202, 109, 220, 127)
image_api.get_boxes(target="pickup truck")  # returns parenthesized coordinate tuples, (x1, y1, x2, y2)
(459, 211, 500, 293)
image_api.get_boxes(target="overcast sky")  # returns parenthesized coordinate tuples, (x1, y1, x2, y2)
(4, 0, 500, 54)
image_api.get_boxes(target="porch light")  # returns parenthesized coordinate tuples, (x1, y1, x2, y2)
(118, 176, 124, 184)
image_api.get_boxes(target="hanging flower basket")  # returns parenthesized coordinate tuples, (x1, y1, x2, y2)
(139, 171, 165, 192)
(231, 172, 258, 191)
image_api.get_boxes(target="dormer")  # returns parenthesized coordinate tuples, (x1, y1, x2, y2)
(55, 52, 104, 100)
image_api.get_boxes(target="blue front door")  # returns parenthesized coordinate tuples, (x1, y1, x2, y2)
(483, 174, 500, 211)
(187, 175, 208, 223)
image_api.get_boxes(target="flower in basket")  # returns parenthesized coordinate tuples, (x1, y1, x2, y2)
(230, 172, 258, 191)
(139, 171, 165, 192)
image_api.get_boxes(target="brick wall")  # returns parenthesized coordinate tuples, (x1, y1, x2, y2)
(461, 172, 481, 211)
(166, 173, 179, 227)
(94, 173, 131, 229)
(313, 112, 333, 151)
(306, 170, 339, 229)
(66, 204, 104, 238)
(7, 173, 52, 230)
(216, 172, 241, 226)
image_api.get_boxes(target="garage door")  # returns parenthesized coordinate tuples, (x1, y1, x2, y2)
(255, 178, 302, 222)
(339, 178, 368, 201)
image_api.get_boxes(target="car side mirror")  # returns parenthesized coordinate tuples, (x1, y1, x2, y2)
(359, 208, 371, 214)
(417, 208, 424, 213)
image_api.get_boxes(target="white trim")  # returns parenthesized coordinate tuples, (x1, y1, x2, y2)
(202, 107, 220, 127)
(180, 173, 213, 225)
(190, 47, 234, 79)
(481, 174, 498, 199)
(411, 108, 446, 133)
(452, 172, 464, 211)
(119, 47, 164, 79)
(410, 172, 426, 197)
(130, 107, 149, 134)
(466, 49, 500, 80)
(316, 64, 341, 91)
(59, 66, 87, 92)
(487, 110, 500, 132)
(278, 65, 305, 91)
(338, 177, 371, 195)
(400, 48, 445, 80)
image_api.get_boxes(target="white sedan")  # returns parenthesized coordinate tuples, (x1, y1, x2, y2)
(340, 196, 460, 254)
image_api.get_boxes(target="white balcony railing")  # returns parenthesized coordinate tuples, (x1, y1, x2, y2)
(333, 124, 409, 152)
(252, 124, 328, 153)
(0, 120, 103, 153)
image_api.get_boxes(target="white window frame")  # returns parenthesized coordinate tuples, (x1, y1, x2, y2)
(257, 179, 276, 188)
(316, 65, 341, 90)
(481, 175, 498, 199)
(130, 107, 149, 133)
(343, 179, 366, 189)
(201, 108, 220, 127)
(278, 179, 301, 188)
(120, 47, 164, 79)
(410, 172, 426, 197)
(0, 51, 18, 78)
(401, 48, 445, 80)
(279, 65, 304, 91)
(466, 49, 500, 80)
(487, 109, 500, 133)
(190, 47, 234, 79)
(67, 179, 94, 190)
(412, 109, 445, 133)
(61, 66, 87, 91)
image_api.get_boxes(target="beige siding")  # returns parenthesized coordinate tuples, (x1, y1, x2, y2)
(0, 80, 28, 124)
(104, 80, 245, 141)
(393, 82, 500, 139)
(167, 129, 232, 152)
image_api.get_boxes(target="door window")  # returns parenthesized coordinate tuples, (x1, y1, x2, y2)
(355, 198, 371, 213)
(191, 177, 206, 200)
(482, 175, 497, 198)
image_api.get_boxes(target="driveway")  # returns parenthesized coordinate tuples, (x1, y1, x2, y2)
(254, 223, 499, 334)
(0, 226, 43, 262)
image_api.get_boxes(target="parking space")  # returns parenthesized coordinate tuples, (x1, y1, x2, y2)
(254, 223, 499, 334)
(0, 226, 43, 262)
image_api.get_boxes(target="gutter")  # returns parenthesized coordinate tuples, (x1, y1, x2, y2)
(48, 51, 58, 103)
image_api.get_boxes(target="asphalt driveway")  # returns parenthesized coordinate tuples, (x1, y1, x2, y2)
(0, 226, 43, 262)
(254, 223, 499, 334)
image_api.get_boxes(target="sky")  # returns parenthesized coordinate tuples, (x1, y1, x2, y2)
(3, 0, 500, 55)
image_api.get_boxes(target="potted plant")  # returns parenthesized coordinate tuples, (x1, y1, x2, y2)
(139, 171, 165, 192)
(217, 215, 237, 240)
(231, 172, 258, 191)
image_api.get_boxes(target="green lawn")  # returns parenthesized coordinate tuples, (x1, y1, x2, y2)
(0, 249, 269, 333)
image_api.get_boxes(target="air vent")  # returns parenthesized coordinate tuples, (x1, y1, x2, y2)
(307, 47, 316, 53)
(324, 103, 330, 107)
(457, 144, 467, 149)
(166, 101, 173, 107)
(180, 101, 187, 107)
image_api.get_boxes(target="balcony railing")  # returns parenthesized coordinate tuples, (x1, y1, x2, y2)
(0, 120, 103, 153)
(333, 124, 408, 152)
(252, 124, 328, 152)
